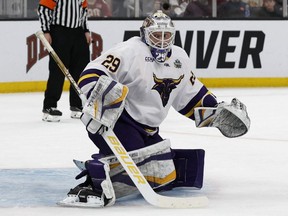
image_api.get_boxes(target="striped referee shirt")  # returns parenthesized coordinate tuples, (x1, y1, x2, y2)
(38, 0, 89, 33)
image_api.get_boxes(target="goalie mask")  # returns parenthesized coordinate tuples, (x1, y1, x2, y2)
(140, 10, 175, 63)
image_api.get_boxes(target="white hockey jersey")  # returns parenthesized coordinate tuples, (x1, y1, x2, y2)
(79, 37, 211, 128)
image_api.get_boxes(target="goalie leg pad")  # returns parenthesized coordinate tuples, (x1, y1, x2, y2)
(90, 139, 176, 198)
(85, 159, 115, 206)
(58, 159, 115, 208)
(155, 149, 205, 192)
(172, 149, 205, 189)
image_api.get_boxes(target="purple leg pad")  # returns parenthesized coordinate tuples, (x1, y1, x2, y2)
(156, 149, 205, 191)
(172, 149, 205, 188)
(85, 158, 107, 191)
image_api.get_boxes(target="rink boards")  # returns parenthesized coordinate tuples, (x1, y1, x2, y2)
(1, 20, 288, 93)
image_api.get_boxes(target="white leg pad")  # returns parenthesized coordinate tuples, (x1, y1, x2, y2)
(99, 139, 176, 198)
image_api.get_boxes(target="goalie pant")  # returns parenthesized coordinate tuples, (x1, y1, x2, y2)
(76, 139, 205, 201)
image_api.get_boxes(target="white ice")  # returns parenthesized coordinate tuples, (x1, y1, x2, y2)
(0, 88, 288, 216)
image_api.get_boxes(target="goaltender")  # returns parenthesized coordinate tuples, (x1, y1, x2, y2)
(58, 10, 250, 207)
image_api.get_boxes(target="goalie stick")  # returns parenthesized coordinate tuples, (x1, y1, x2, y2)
(35, 30, 208, 208)
(35, 31, 87, 105)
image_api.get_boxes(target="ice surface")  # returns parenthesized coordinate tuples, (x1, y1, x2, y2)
(1, 88, 288, 216)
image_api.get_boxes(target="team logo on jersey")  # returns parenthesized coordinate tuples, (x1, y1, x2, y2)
(152, 73, 184, 107)
(174, 59, 182, 68)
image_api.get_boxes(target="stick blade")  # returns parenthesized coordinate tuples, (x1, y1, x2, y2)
(147, 193, 209, 208)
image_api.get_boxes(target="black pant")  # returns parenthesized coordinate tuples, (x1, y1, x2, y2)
(43, 25, 90, 109)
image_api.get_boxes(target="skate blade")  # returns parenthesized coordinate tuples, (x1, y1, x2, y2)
(57, 201, 104, 208)
(42, 113, 61, 122)
(70, 111, 82, 119)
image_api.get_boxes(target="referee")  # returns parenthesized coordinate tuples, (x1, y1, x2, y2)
(38, 0, 91, 122)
